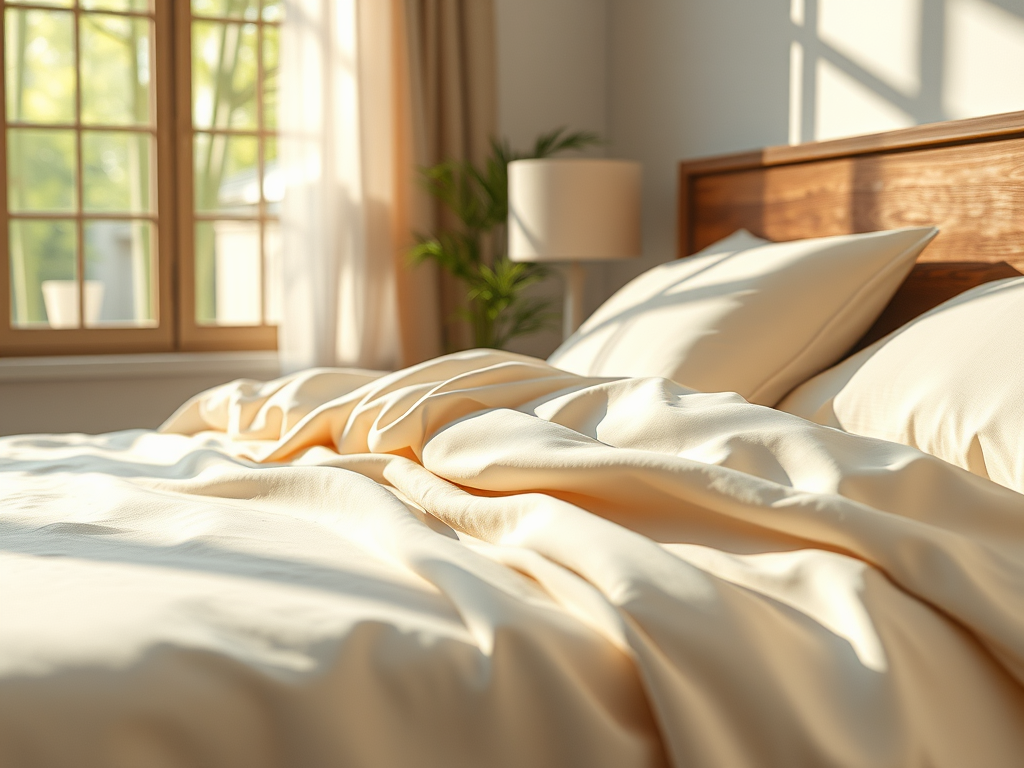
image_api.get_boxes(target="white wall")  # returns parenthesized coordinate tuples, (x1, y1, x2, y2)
(494, 0, 611, 358)
(603, 0, 1024, 290)
(0, 376, 224, 435)
(0, 353, 280, 437)
(606, 0, 793, 289)
(495, 0, 610, 153)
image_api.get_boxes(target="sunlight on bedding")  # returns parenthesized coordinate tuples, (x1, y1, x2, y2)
(3, 349, 1024, 766)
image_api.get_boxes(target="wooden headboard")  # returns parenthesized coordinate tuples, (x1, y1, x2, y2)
(678, 110, 1024, 347)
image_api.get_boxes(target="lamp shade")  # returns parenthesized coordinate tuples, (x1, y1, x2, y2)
(507, 158, 642, 262)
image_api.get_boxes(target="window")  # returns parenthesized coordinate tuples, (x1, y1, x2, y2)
(0, 0, 280, 356)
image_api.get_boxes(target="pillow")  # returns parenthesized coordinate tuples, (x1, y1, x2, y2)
(778, 276, 1024, 494)
(547, 226, 938, 406)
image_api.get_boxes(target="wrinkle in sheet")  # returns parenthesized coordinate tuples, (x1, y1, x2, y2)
(3, 348, 1024, 767)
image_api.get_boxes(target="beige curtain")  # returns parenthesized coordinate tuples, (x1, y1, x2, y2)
(403, 0, 498, 353)
(278, 0, 496, 371)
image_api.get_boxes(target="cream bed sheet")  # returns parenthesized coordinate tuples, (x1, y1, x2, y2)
(2, 349, 1024, 767)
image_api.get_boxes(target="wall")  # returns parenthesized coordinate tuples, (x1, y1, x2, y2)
(0, 353, 280, 436)
(604, 0, 1024, 290)
(494, 0, 611, 358)
(606, 0, 792, 288)
(0, 376, 222, 435)
(495, 0, 610, 153)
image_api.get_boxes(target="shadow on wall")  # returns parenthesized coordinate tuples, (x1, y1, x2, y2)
(789, 0, 1024, 143)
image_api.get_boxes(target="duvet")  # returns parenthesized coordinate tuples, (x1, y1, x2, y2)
(2, 349, 1023, 767)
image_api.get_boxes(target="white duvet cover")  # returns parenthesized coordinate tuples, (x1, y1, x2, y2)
(2, 349, 1023, 767)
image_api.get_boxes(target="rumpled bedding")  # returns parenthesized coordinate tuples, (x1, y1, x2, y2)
(2, 349, 1024, 767)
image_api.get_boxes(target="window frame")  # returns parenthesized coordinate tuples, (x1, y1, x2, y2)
(174, 0, 277, 352)
(0, 0, 278, 357)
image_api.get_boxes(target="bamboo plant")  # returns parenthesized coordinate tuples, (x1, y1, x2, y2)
(412, 128, 600, 350)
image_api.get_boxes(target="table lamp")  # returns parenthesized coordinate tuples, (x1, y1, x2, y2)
(507, 158, 642, 340)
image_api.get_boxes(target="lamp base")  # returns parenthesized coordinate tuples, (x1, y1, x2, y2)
(562, 262, 586, 340)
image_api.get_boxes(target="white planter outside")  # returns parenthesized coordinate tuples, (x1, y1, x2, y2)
(41, 280, 104, 329)
(213, 221, 262, 326)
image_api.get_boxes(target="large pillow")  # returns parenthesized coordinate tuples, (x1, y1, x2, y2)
(778, 277, 1024, 494)
(547, 226, 938, 406)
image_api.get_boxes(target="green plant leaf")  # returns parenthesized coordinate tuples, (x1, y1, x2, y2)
(411, 126, 602, 350)
(409, 231, 480, 282)
(531, 127, 603, 159)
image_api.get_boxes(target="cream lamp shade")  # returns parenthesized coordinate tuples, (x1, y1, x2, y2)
(507, 158, 642, 338)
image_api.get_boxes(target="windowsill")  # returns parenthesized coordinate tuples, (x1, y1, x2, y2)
(0, 350, 281, 383)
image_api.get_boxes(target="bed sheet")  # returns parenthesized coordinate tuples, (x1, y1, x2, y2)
(2, 349, 1024, 767)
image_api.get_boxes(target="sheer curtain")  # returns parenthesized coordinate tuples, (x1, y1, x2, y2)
(278, 0, 496, 372)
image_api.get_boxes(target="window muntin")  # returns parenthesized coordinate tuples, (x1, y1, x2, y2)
(3, 0, 159, 340)
(184, 0, 280, 337)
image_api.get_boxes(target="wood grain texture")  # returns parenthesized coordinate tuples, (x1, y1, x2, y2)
(678, 110, 1024, 344)
(854, 261, 1024, 350)
(679, 109, 1024, 178)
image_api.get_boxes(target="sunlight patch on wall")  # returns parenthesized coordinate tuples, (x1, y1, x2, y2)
(789, 0, 806, 145)
(789, 41, 804, 145)
(815, 58, 914, 142)
(791, 0, 805, 27)
(945, 0, 1024, 119)
(818, 0, 922, 97)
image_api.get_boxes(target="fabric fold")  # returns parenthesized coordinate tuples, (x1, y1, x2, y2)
(3, 349, 1024, 766)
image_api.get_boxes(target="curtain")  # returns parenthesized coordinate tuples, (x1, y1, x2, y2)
(279, 0, 497, 372)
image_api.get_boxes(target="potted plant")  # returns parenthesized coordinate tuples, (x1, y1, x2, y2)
(412, 127, 600, 350)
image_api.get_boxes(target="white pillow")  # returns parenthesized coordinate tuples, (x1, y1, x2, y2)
(778, 277, 1024, 494)
(547, 226, 938, 406)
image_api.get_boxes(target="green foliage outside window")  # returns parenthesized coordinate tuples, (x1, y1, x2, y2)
(5, 6, 154, 324)
(3, 0, 279, 326)
(190, 1, 279, 324)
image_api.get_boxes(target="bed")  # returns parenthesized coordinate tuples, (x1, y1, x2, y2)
(3, 113, 1024, 768)
(678, 109, 1024, 345)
